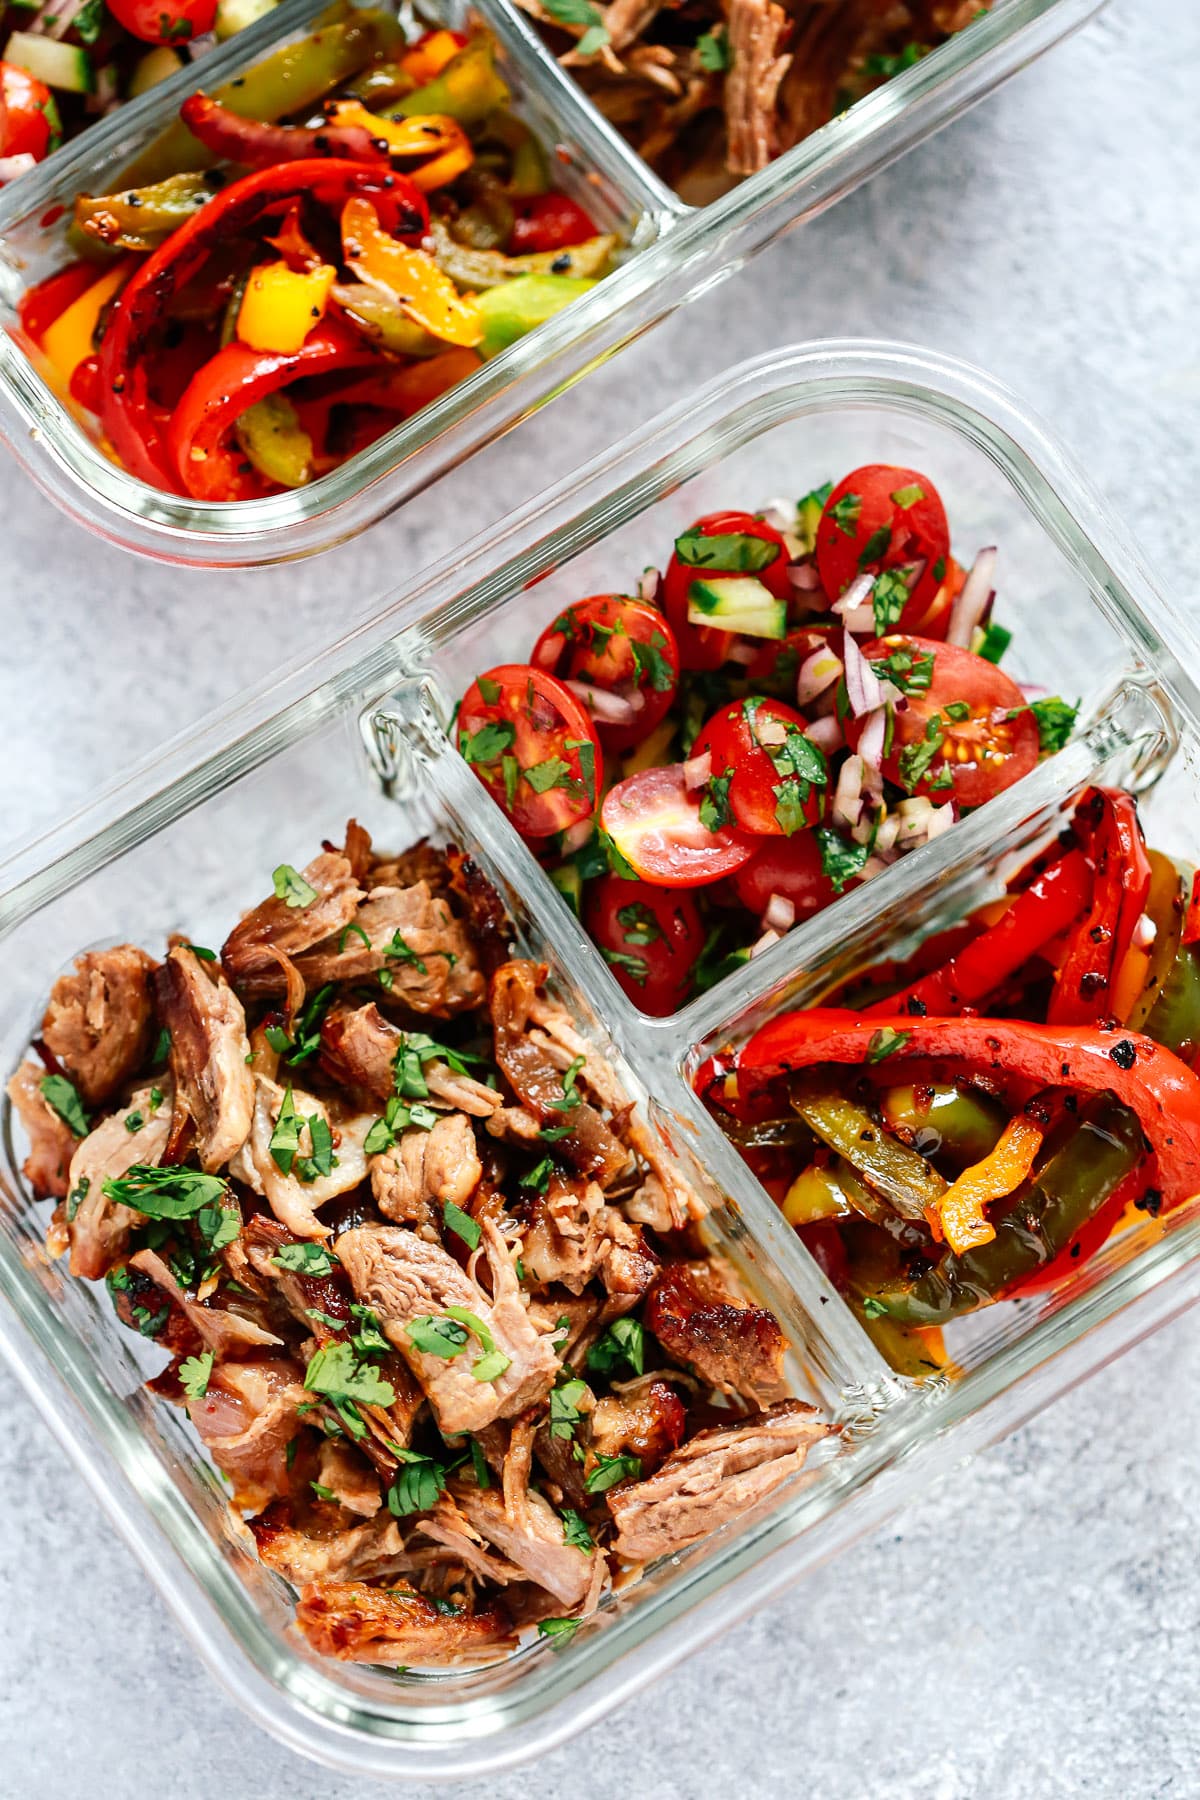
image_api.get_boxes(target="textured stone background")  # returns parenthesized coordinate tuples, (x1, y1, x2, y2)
(2, 1, 1198, 1793)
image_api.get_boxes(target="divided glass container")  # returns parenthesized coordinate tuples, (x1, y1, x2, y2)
(3, 341, 1199, 1779)
(0, 0, 1105, 566)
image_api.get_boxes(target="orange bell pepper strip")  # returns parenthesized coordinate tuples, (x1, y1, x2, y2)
(323, 103, 474, 190)
(331, 345, 482, 414)
(341, 196, 483, 347)
(400, 27, 465, 83)
(926, 1113, 1046, 1255)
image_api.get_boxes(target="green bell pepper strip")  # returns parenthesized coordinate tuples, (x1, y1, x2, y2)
(1127, 851, 1200, 1061)
(878, 1083, 1007, 1169)
(476, 273, 597, 358)
(1127, 850, 1185, 1030)
(120, 8, 400, 186)
(791, 1084, 945, 1222)
(74, 172, 216, 253)
(431, 218, 614, 289)
(233, 392, 314, 487)
(865, 1098, 1144, 1325)
(387, 34, 509, 127)
(329, 283, 439, 356)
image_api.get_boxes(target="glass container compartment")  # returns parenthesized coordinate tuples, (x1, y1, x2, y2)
(0, 0, 1105, 565)
(2, 342, 1196, 1780)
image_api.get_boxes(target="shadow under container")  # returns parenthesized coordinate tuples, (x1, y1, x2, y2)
(0, 0, 1104, 566)
(1, 340, 1197, 1779)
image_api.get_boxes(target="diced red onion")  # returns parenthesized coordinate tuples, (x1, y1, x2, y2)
(682, 750, 712, 790)
(1019, 683, 1048, 702)
(1133, 913, 1157, 951)
(726, 641, 759, 666)
(896, 557, 926, 595)
(760, 499, 795, 534)
(796, 646, 842, 707)
(873, 815, 902, 857)
(565, 680, 641, 724)
(0, 155, 36, 183)
(561, 820, 593, 855)
(788, 559, 821, 591)
(842, 630, 886, 717)
(833, 755, 865, 831)
(856, 706, 888, 772)
(762, 893, 796, 932)
(832, 572, 875, 619)
(841, 604, 877, 634)
(805, 714, 844, 754)
(947, 546, 997, 647)
(925, 802, 956, 841)
(639, 567, 660, 603)
(750, 928, 782, 959)
(187, 30, 216, 57)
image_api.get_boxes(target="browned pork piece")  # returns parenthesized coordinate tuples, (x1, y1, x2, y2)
(7, 1061, 79, 1199)
(185, 1358, 308, 1514)
(65, 1082, 172, 1279)
(644, 1260, 787, 1402)
(451, 1419, 594, 1608)
(252, 1501, 408, 1586)
(41, 945, 158, 1107)
(296, 1581, 517, 1666)
(724, 0, 792, 173)
(321, 1000, 501, 1114)
(335, 1221, 559, 1434)
(156, 946, 254, 1170)
(221, 848, 364, 997)
(371, 1112, 482, 1234)
(607, 1400, 828, 1561)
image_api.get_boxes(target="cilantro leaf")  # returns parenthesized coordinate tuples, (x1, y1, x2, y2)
(561, 1507, 594, 1551)
(1026, 695, 1079, 753)
(273, 1241, 339, 1276)
(525, 756, 573, 794)
(40, 1074, 89, 1138)
(408, 1315, 469, 1358)
(102, 1164, 227, 1219)
(698, 770, 733, 833)
(815, 826, 870, 894)
(460, 720, 516, 765)
(587, 1316, 645, 1378)
(387, 1447, 447, 1517)
(179, 1350, 214, 1399)
(585, 1450, 641, 1493)
(272, 863, 318, 909)
(695, 25, 728, 69)
(304, 1341, 397, 1409)
(550, 1375, 589, 1440)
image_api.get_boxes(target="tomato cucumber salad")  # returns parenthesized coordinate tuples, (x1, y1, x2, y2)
(456, 464, 1079, 1014)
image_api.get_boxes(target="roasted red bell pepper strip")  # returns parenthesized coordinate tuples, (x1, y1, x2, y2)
(95, 159, 427, 492)
(869, 848, 1092, 1018)
(179, 93, 392, 170)
(167, 316, 381, 501)
(509, 191, 598, 255)
(730, 1008, 1200, 1212)
(1048, 789, 1151, 1025)
(1183, 870, 1200, 948)
(17, 261, 100, 348)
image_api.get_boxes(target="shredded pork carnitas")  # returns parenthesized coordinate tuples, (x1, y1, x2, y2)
(517, 0, 993, 200)
(10, 828, 827, 1667)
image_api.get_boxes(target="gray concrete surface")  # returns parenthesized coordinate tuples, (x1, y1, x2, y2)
(2, 1, 1198, 1793)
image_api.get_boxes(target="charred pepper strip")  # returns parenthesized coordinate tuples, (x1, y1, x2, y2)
(869, 848, 1092, 1018)
(167, 317, 381, 501)
(74, 173, 217, 253)
(730, 1008, 1200, 1210)
(1048, 789, 1151, 1025)
(95, 159, 427, 492)
(178, 92, 393, 169)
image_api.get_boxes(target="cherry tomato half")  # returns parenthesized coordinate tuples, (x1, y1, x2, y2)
(458, 664, 602, 839)
(106, 0, 217, 46)
(662, 509, 792, 672)
(816, 465, 949, 622)
(601, 765, 755, 888)
(904, 554, 964, 640)
(695, 697, 826, 838)
(530, 594, 680, 753)
(0, 62, 55, 162)
(744, 626, 838, 700)
(584, 874, 704, 1014)
(844, 634, 1038, 810)
(730, 829, 843, 920)
(509, 192, 598, 255)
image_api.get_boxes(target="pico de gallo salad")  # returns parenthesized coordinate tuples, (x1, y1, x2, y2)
(700, 785, 1200, 1374)
(0, 0, 279, 180)
(16, 9, 617, 498)
(455, 464, 1079, 1014)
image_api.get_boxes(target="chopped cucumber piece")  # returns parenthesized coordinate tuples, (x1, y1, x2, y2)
(214, 0, 278, 38)
(127, 46, 184, 98)
(686, 576, 786, 640)
(4, 31, 93, 92)
(549, 863, 583, 916)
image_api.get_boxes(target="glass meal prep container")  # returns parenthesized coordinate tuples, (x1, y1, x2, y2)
(0, 0, 1104, 567)
(3, 341, 1198, 1780)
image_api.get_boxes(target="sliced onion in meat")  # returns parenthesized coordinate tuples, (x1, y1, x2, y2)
(833, 754, 865, 831)
(805, 714, 845, 754)
(565, 680, 641, 725)
(762, 893, 796, 933)
(832, 572, 875, 619)
(947, 546, 997, 648)
(796, 646, 842, 707)
(682, 750, 712, 790)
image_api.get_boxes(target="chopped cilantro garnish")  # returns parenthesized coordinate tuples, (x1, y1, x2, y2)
(460, 720, 516, 765)
(867, 1027, 912, 1063)
(587, 1315, 645, 1378)
(585, 1451, 641, 1493)
(40, 1074, 88, 1138)
(178, 1350, 214, 1398)
(562, 1507, 594, 1551)
(273, 1241, 339, 1276)
(815, 826, 870, 894)
(272, 863, 318, 909)
(1024, 695, 1079, 753)
(443, 1198, 481, 1251)
(102, 1164, 227, 1218)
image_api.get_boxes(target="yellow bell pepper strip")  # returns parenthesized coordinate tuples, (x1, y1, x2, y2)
(327, 345, 483, 415)
(74, 172, 214, 253)
(42, 261, 130, 384)
(340, 196, 483, 348)
(234, 392, 314, 487)
(387, 33, 509, 128)
(322, 102, 474, 190)
(475, 273, 596, 357)
(429, 218, 615, 289)
(927, 1113, 1046, 1255)
(237, 260, 337, 353)
(120, 7, 401, 185)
